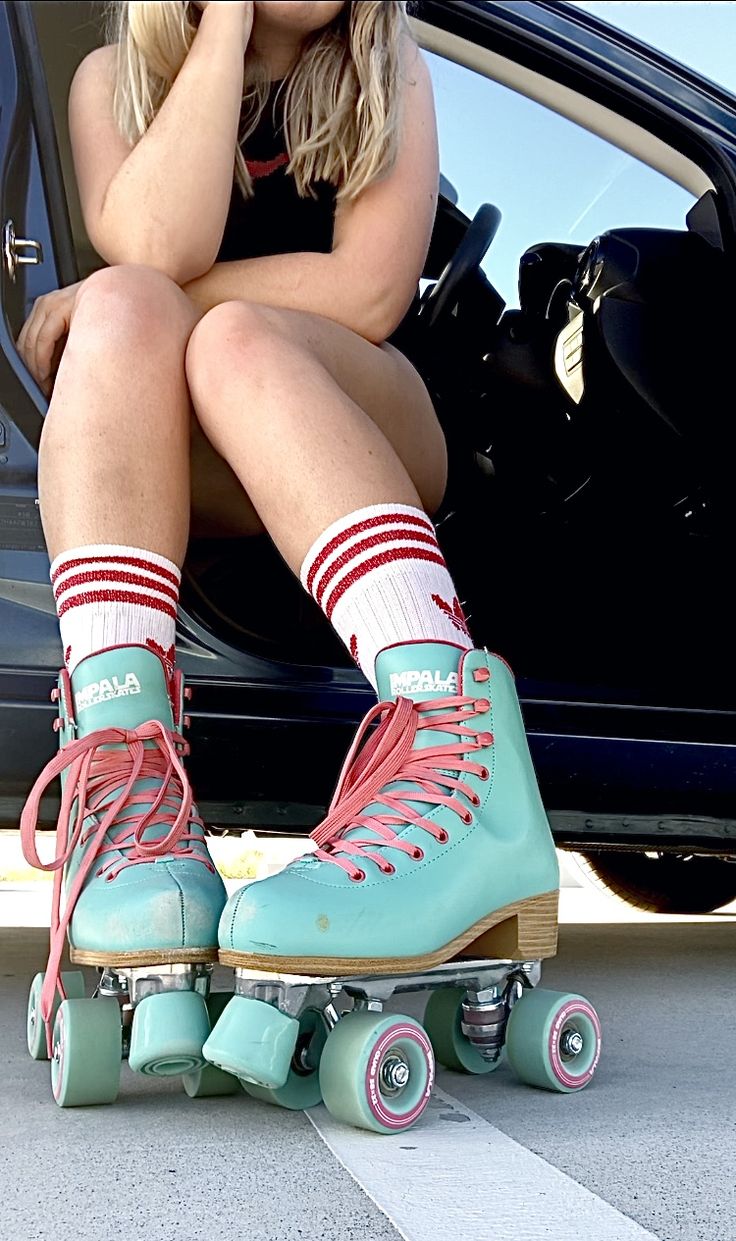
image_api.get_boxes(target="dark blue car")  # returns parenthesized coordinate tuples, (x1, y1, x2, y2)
(2, 0, 735, 913)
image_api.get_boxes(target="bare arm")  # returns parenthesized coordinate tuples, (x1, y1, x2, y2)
(69, 2, 253, 284)
(182, 44, 439, 343)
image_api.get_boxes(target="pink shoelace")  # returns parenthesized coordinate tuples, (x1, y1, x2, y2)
(20, 721, 213, 1051)
(310, 692, 493, 881)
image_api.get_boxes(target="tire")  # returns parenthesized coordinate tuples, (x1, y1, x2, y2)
(27, 970, 86, 1060)
(578, 850, 736, 914)
(319, 1011, 434, 1134)
(51, 998, 122, 1107)
(505, 989, 601, 1092)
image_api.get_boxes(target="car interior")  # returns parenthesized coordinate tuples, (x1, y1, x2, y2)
(25, 1, 735, 707)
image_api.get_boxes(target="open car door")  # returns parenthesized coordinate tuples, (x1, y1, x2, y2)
(0, 0, 78, 792)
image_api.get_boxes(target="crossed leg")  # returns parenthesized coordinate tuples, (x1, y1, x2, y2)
(185, 300, 448, 570)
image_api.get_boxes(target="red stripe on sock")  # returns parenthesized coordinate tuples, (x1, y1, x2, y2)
(313, 527, 440, 608)
(57, 590, 178, 620)
(305, 512, 436, 596)
(323, 546, 448, 620)
(54, 569, 179, 605)
(51, 555, 180, 589)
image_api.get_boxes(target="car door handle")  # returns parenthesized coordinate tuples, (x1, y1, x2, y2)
(2, 219, 44, 282)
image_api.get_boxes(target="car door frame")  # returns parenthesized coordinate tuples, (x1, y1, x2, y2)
(0, 0, 78, 450)
(413, 0, 736, 237)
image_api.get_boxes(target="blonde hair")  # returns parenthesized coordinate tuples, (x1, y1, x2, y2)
(102, 1, 413, 203)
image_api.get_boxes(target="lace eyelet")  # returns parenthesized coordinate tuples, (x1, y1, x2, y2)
(479, 767, 490, 780)
(461, 811, 473, 825)
(475, 699, 490, 713)
(470, 793, 481, 807)
(95, 869, 103, 878)
(350, 869, 366, 883)
(412, 848, 424, 862)
(381, 863, 396, 876)
(437, 829, 449, 844)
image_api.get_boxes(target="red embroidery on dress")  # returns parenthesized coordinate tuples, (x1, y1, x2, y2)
(245, 153, 289, 180)
(145, 639, 177, 691)
(64, 645, 72, 667)
(349, 634, 360, 667)
(431, 593, 471, 637)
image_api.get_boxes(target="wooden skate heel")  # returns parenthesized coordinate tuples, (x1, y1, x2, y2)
(461, 890, 559, 961)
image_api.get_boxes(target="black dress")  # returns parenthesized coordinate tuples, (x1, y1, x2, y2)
(216, 82, 337, 264)
(214, 81, 422, 356)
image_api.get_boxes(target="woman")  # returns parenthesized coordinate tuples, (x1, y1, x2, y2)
(19, 0, 559, 1077)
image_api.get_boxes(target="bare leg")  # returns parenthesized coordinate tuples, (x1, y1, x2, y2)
(41, 264, 205, 563)
(184, 301, 448, 573)
(26, 265, 232, 1025)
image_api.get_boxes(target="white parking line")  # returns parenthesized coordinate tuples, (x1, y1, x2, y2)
(307, 1085, 659, 1241)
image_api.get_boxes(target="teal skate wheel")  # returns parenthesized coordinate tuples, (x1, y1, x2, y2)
(202, 994, 299, 1090)
(424, 988, 504, 1075)
(51, 998, 122, 1107)
(319, 1011, 434, 1134)
(183, 993, 243, 1098)
(505, 989, 602, 1092)
(27, 971, 86, 1060)
(241, 1007, 327, 1110)
(129, 990, 210, 1077)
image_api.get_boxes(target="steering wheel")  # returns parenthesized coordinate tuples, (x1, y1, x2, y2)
(420, 202, 502, 331)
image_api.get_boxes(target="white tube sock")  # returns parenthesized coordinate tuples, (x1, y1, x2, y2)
(300, 504, 473, 691)
(50, 544, 180, 676)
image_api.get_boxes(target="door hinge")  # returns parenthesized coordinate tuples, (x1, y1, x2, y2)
(3, 219, 44, 282)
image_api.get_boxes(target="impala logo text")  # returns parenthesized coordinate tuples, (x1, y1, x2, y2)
(390, 669, 458, 696)
(75, 673, 141, 713)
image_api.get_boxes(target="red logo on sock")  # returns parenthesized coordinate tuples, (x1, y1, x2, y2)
(431, 593, 471, 637)
(349, 633, 361, 668)
(64, 645, 72, 667)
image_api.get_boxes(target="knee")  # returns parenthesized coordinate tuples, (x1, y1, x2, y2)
(185, 301, 290, 406)
(70, 263, 198, 358)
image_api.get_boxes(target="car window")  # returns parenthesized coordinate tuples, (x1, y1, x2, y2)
(426, 52, 696, 307)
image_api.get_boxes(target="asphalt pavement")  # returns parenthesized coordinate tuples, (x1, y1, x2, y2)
(2, 856, 735, 1241)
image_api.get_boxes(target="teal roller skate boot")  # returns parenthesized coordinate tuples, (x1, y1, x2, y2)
(204, 638, 563, 1104)
(21, 645, 227, 1106)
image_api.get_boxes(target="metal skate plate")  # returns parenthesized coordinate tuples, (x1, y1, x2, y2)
(234, 958, 542, 1018)
(97, 962, 213, 1005)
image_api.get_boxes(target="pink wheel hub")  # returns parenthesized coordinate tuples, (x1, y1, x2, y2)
(365, 1022, 435, 1129)
(548, 999, 601, 1088)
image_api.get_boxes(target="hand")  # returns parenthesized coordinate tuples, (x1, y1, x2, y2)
(14, 278, 85, 399)
(196, 1, 254, 50)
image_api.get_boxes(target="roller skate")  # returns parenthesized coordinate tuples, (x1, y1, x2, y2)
(21, 645, 233, 1107)
(204, 639, 601, 1132)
